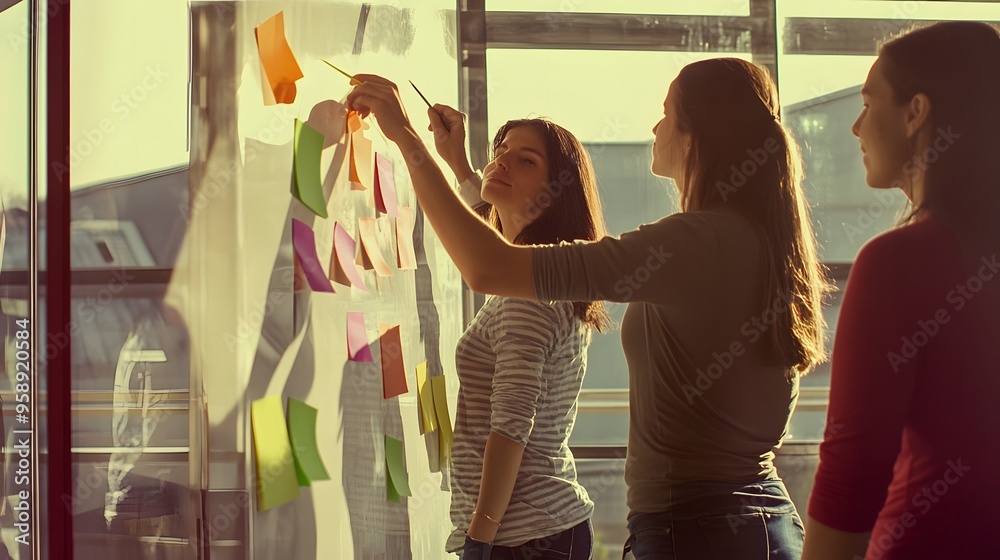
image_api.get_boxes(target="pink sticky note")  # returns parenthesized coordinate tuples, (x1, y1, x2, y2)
(292, 219, 335, 293)
(331, 222, 370, 293)
(374, 153, 398, 217)
(395, 207, 417, 270)
(379, 324, 408, 399)
(357, 218, 393, 277)
(347, 312, 373, 362)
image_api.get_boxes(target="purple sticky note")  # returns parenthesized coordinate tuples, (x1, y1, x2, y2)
(292, 219, 335, 293)
(347, 312, 373, 362)
(374, 153, 398, 217)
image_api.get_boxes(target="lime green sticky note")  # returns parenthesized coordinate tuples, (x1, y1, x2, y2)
(251, 396, 301, 511)
(287, 398, 330, 487)
(430, 376, 453, 466)
(294, 119, 329, 218)
(385, 435, 411, 501)
(416, 362, 437, 434)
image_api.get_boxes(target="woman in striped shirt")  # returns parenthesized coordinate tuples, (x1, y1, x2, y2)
(430, 113, 610, 559)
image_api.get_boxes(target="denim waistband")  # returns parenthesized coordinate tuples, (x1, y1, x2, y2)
(627, 478, 796, 527)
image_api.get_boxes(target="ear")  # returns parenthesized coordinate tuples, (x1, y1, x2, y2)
(904, 92, 932, 138)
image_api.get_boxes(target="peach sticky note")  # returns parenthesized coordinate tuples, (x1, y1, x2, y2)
(347, 312, 373, 362)
(292, 219, 335, 293)
(251, 396, 301, 510)
(379, 324, 407, 399)
(348, 112, 373, 191)
(395, 207, 417, 271)
(415, 362, 437, 434)
(374, 153, 398, 216)
(357, 217, 393, 277)
(330, 222, 369, 292)
(431, 375, 453, 465)
(254, 11, 303, 105)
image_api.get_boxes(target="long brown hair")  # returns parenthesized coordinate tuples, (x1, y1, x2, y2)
(673, 58, 831, 377)
(487, 119, 611, 332)
(880, 21, 1000, 253)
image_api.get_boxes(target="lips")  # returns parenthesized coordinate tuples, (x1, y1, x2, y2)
(485, 174, 511, 187)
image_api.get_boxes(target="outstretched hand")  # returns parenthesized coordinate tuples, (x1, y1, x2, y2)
(427, 104, 469, 168)
(345, 74, 415, 144)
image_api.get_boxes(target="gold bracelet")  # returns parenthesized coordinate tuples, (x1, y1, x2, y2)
(473, 510, 502, 526)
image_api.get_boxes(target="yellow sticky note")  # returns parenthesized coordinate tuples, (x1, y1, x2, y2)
(251, 396, 301, 510)
(416, 362, 437, 434)
(431, 375, 453, 466)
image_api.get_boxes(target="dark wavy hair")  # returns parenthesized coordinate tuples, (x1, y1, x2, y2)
(673, 58, 831, 377)
(485, 119, 610, 332)
(879, 21, 1000, 254)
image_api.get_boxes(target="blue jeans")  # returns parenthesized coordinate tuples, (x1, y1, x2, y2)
(466, 519, 594, 560)
(622, 480, 804, 560)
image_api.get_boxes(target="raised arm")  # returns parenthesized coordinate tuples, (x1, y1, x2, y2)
(346, 75, 534, 298)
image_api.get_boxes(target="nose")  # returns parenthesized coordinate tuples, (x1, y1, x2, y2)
(652, 120, 659, 135)
(851, 112, 862, 138)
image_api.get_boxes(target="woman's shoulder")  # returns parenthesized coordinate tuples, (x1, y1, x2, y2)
(856, 213, 952, 267)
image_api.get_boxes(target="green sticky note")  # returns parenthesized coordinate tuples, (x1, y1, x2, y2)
(431, 375, 453, 466)
(251, 396, 301, 511)
(287, 398, 330, 487)
(385, 435, 411, 501)
(293, 119, 329, 218)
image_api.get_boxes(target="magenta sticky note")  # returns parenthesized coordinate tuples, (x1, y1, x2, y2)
(292, 219, 335, 293)
(347, 312, 374, 362)
(374, 153, 398, 217)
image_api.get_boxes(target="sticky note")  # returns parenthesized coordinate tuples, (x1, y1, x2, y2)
(395, 207, 417, 271)
(357, 217, 393, 277)
(348, 112, 373, 191)
(347, 312, 373, 362)
(385, 435, 412, 502)
(292, 219, 335, 293)
(293, 120, 329, 218)
(251, 396, 301, 510)
(286, 398, 330, 486)
(416, 362, 437, 434)
(254, 11, 304, 105)
(431, 375, 453, 466)
(330, 222, 369, 292)
(379, 324, 407, 399)
(0, 197, 6, 274)
(374, 153, 398, 216)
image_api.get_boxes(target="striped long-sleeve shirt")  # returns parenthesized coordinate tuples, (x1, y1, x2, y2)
(445, 296, 594, 553)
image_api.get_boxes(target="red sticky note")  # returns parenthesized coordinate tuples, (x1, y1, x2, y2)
(395, 207, 417, 270)
(347, 312, 373, 362)
(292, 219, 335, 293)
(330, 222, 369, 292)
(374, 153, 398, 216)
(254, 12, 303, 105)
(379, 324, 407, 399)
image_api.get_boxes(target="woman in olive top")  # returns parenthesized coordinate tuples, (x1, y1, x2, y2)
(347, 57, 830, 559)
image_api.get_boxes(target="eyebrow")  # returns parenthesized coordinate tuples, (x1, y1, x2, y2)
(498, 142, 546, 159)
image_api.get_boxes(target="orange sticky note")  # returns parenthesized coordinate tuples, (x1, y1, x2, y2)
(356, 217, 393, 277)
(348, 112, 373, 191)
(395, 207, 417, 270)
(379, 324, 407, 399)
(254, 12, 304, 105)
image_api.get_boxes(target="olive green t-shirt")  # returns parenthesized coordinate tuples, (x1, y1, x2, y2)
(532, 207, 798, 515)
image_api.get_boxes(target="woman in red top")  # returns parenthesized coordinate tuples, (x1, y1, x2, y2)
(804, 22, 1000, 560)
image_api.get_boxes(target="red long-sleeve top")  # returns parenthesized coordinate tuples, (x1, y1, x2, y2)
(809, 213, 1000, 559)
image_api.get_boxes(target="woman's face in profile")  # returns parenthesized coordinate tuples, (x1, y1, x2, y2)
(651, 82, 690, 186)
(853, 57, 913, 191)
